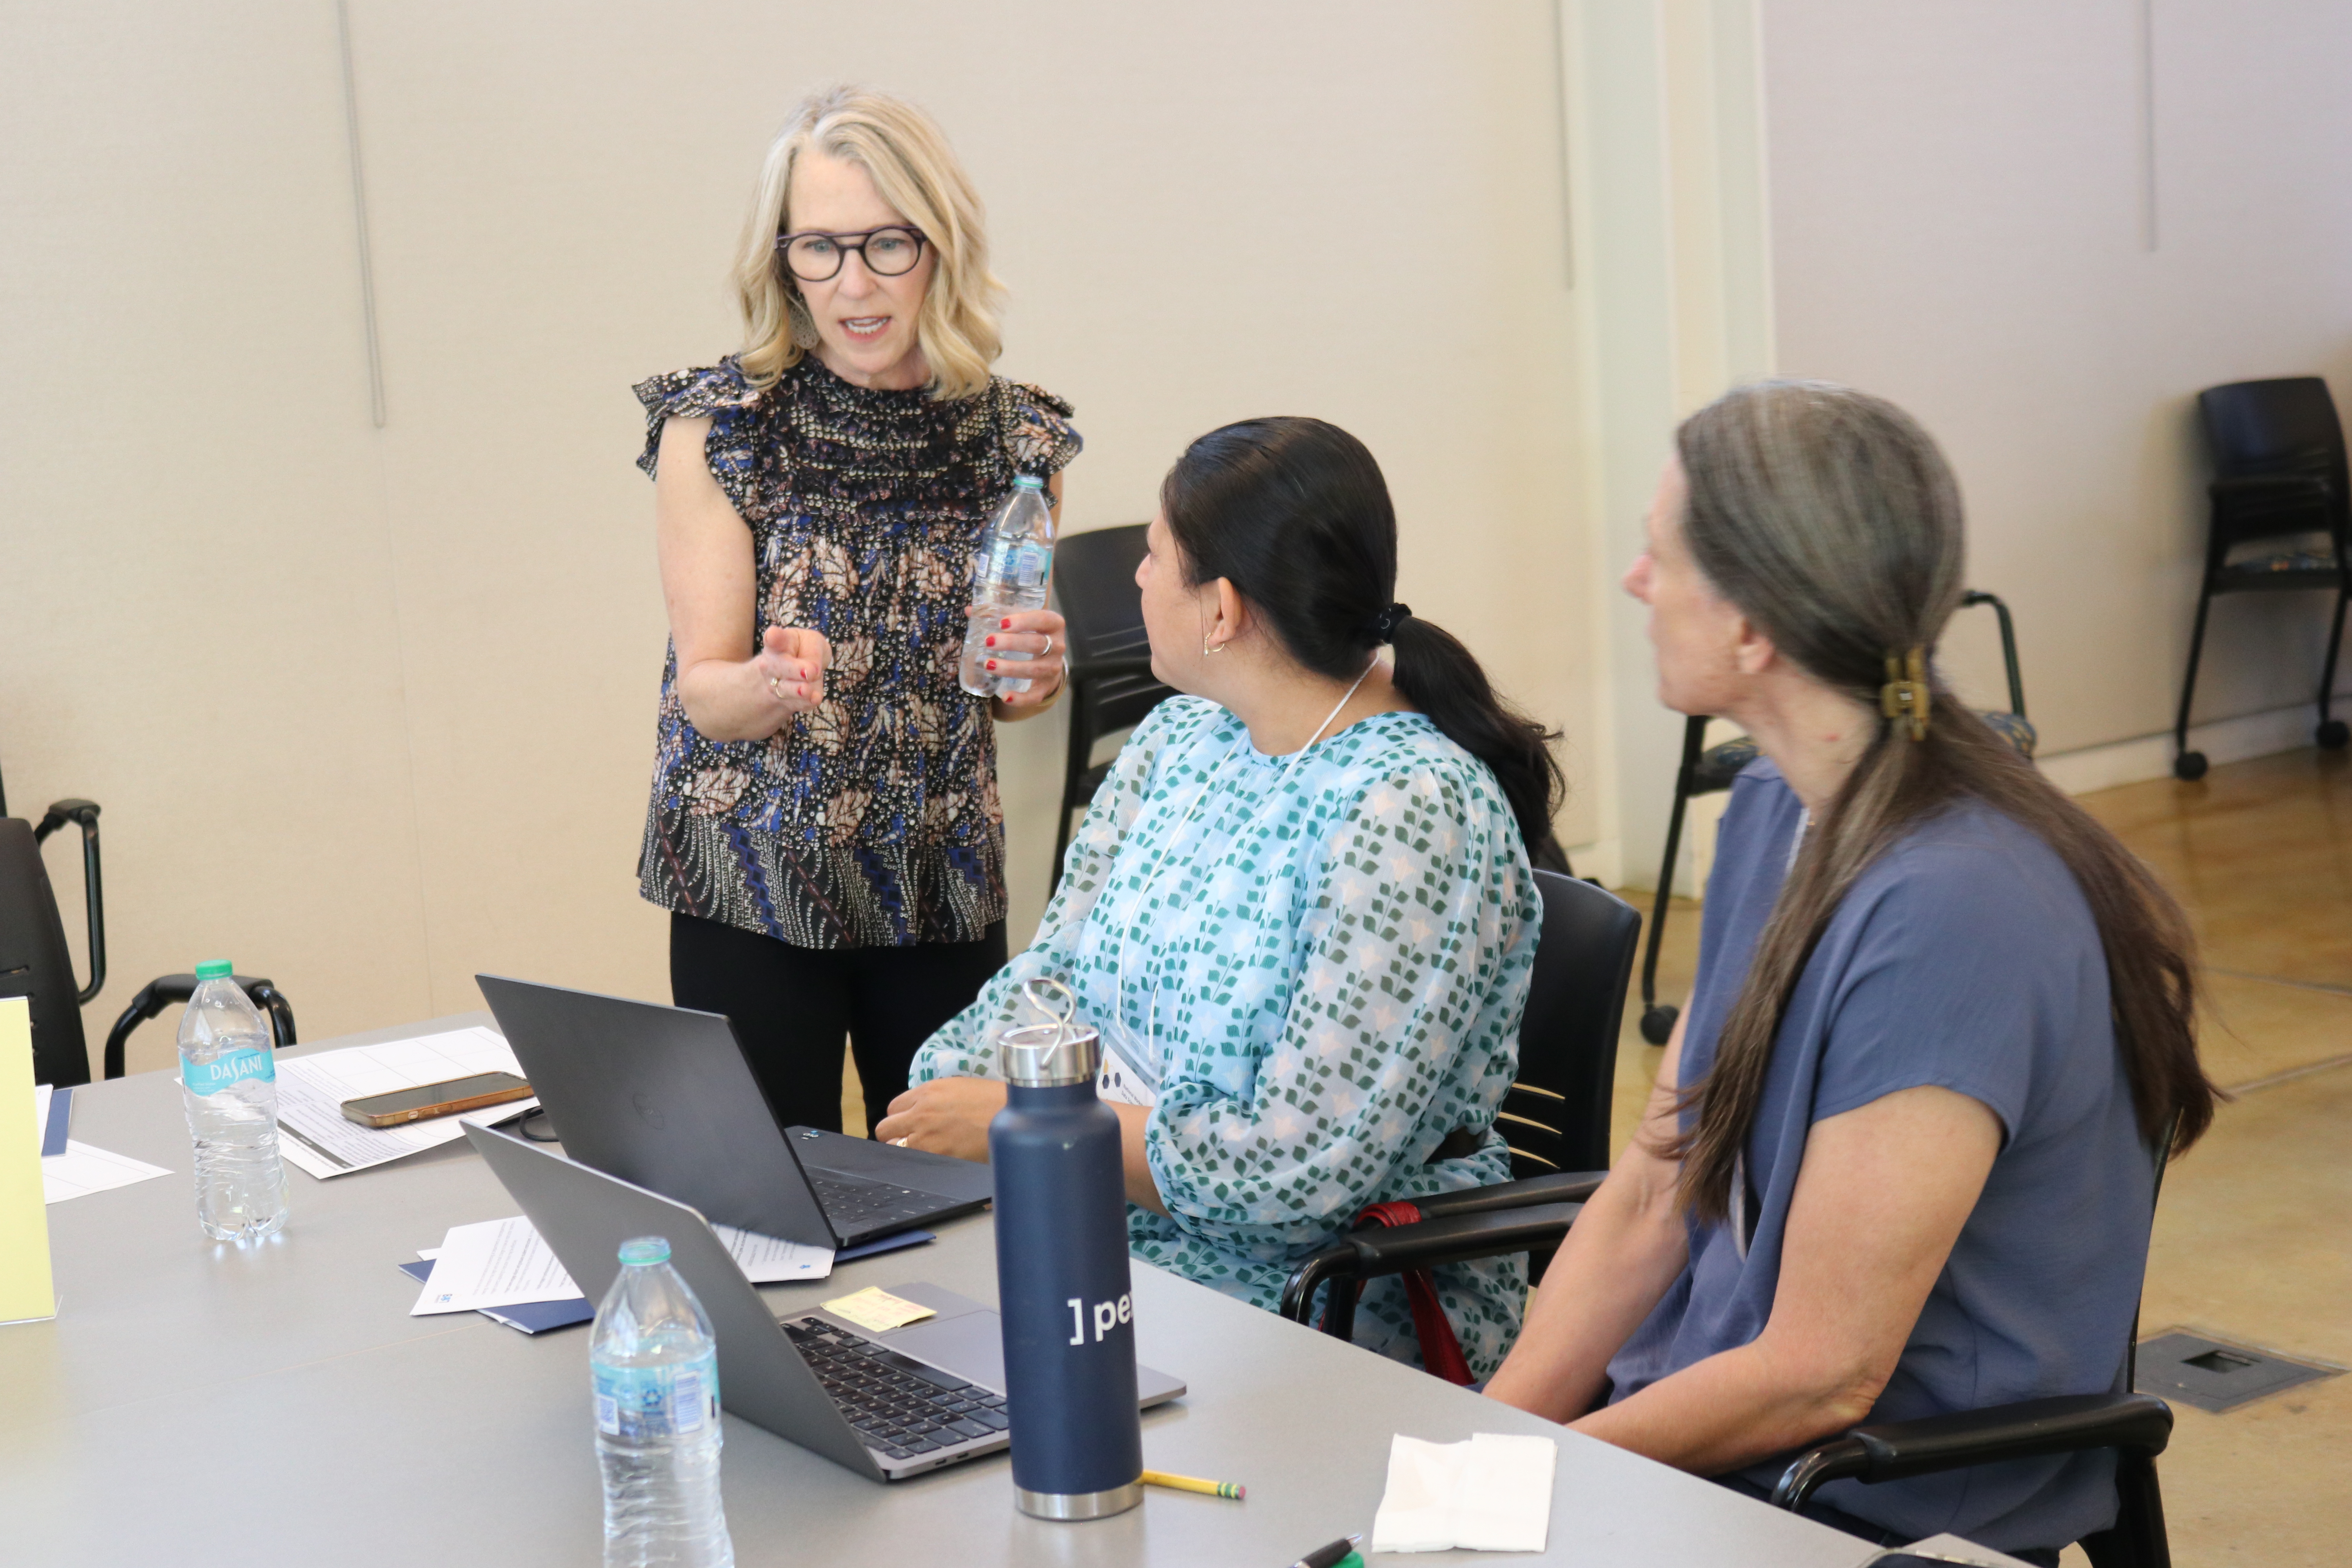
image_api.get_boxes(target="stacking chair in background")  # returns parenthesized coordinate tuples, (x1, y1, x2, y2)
(0, 757, 295, 1085)
(2172, 376, 2352, 781)
(1634, 590, 2034, 1045)
(1277, 870, 1639, 1343)
(1048, 524, 1175, 886)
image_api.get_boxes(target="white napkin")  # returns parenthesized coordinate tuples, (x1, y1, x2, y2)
(1370, 1432, 1557, 1553)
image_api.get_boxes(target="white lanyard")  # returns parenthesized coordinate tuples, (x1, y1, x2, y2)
(1106, 659, 1379, 1074)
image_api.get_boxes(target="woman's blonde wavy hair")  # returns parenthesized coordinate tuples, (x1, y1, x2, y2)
(733, 87, 1003, 401)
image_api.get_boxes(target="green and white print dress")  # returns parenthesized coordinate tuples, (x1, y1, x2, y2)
(909, 695, 1540, 1379)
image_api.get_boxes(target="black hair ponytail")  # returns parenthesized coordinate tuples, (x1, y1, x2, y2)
(1161, 417, 1568, 867)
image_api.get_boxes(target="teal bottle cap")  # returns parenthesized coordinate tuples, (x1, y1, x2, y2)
(194, 960, 233, 980)
(618, 1236, 671, 1266)
(1012, 473, 1045, 490)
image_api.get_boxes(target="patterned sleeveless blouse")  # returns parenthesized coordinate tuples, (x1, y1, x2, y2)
(633, 355, 1081, 949)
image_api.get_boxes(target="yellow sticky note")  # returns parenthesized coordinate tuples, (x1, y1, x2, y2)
(822, 1285, 935, 1334)
(0, 999, 58, 1325)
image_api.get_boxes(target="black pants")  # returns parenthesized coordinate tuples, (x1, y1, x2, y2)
(669, 912, 1008, 1138)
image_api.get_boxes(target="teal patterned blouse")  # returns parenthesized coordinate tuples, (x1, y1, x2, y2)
(909, 695, 1540, 1378)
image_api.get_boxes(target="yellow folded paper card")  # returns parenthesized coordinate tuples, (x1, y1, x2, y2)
(822, 1286, 936, 1334)
(1, 998, 59, 1326)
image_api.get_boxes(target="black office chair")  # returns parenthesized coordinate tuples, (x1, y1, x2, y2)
(1049, 524, 1176, 884)
(1277, 870, 1639, 1340)
(0, 801, 105, 1089)
(0, 759, 295, 1085)
(1635, 590, 2034, 1044)
(1768, 1120, 2184, 1568)
(2171, 376, 2352, 781)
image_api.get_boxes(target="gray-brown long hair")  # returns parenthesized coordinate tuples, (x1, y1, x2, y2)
(1663, 381, 2216, 1223)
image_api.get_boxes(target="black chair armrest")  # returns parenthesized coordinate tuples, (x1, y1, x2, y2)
(1404, 1170, 1606, 1221)
(1345, 1201, 1583, 1278)
(104, 973, 296, 1079)
(2209, 472, 2329, 502)
(1275, 1199, 1588, 1331)
(1771, 1392, 2174, 1510)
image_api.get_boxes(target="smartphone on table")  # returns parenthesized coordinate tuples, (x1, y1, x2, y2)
(340, 1072, 533, 1129)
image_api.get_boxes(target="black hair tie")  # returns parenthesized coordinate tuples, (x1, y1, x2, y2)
(1369, 602, 1412, 644)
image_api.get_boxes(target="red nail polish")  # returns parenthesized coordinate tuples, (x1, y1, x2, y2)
(999, 617, 1011, 630)
(986, 660, 997, 670)
(985, 635, 996, 647)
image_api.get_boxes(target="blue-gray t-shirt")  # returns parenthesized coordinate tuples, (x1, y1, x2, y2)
(1605, 758, 2156, 1553)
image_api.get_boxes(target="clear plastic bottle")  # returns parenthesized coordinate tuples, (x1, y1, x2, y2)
(958, 474, 1056, 698)
(592, 1236, 733, 1568)
(176, 960, 289, 1242)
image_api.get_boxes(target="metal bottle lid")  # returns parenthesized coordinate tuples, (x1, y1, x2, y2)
(1000, 1022, 1100, 1087)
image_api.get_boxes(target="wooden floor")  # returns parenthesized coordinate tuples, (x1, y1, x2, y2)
(1618, 747, 2352, 1566)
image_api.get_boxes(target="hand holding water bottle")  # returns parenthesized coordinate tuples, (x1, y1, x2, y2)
(960, 473, 1066, 707)
(963, 605, 1067, 711)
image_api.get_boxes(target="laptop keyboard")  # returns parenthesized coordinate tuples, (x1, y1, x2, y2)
(809, 1173, 939, 1230)
(783, 1319, 1010, 1459)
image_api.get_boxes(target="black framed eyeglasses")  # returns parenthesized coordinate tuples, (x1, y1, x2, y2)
(775, 225, 929, 282)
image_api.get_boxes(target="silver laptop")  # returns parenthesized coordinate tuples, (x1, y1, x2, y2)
(465, 1122, 1186, 1481)
(475, 974, 993, 1248)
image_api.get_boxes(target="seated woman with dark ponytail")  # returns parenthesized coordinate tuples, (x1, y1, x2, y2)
(1483, 382, 2218, 1563)
(877, 416, 1564, 1379)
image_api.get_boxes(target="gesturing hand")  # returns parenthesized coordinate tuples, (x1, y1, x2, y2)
(755, 624, 831, 717)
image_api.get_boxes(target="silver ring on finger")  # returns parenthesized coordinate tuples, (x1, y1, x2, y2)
(1040, 633, 1054, 657)
(768, 675, 786, 702)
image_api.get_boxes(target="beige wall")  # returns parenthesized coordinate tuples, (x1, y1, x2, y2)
(2, 2, 1597, 1076)
(1761, 0, 2352, 754)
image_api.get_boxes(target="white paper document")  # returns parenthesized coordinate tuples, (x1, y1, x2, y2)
(711, 1223, 834, 1284)
(413, 1216, 581, 1314)
(274, 1027, 537, 1180)
(412, 1216, 832, 1315)
(42, 1142, 173, 1205)
(1370, 1432, 1557, 1554)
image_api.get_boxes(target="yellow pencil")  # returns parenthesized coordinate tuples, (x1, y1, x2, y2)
(1141, 1469, 1246, 1500)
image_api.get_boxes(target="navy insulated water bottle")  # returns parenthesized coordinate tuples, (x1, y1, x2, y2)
(989, 1018, 1144, 1520)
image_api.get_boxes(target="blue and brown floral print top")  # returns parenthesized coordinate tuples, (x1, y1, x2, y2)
(911, 696, 1541, 1378)
(634, 356, 1080, 949)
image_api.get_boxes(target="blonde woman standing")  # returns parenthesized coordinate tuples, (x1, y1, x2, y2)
(636, 87, 1079, 1136)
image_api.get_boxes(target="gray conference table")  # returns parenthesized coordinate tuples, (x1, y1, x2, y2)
(4, 1013, 1877, 1567)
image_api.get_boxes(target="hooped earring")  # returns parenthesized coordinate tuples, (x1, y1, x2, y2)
(1202, 638, 1225, 656)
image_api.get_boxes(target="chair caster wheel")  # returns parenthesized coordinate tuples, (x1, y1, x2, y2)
(2318, 720, 2349, 750)
(2172, 751, 2209, 781)
(1639, 1004, 1679, 1046)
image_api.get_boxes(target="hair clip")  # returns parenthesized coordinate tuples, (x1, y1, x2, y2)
(1880, 648, 1931, 741)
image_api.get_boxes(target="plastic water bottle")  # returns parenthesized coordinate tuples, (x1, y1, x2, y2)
(176, 960, 289, 1242)
(988, 1020, 1143, 1520)
(958, 474, 1055, 698)
(592, 1236, 733, 1568)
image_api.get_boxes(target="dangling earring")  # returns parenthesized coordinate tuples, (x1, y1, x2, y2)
(788, 293, 820, 350)
(1203, 637, 1225, 655)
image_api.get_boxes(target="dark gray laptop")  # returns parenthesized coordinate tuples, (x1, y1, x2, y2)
(475, 975, 993, 1249)
(465, 1122, 1185, 1481)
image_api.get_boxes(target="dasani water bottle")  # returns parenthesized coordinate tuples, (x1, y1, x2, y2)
(592, 1236, 733, 1568)
(176, 960, 289, 1242)
(958, 474, 1056, 698)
